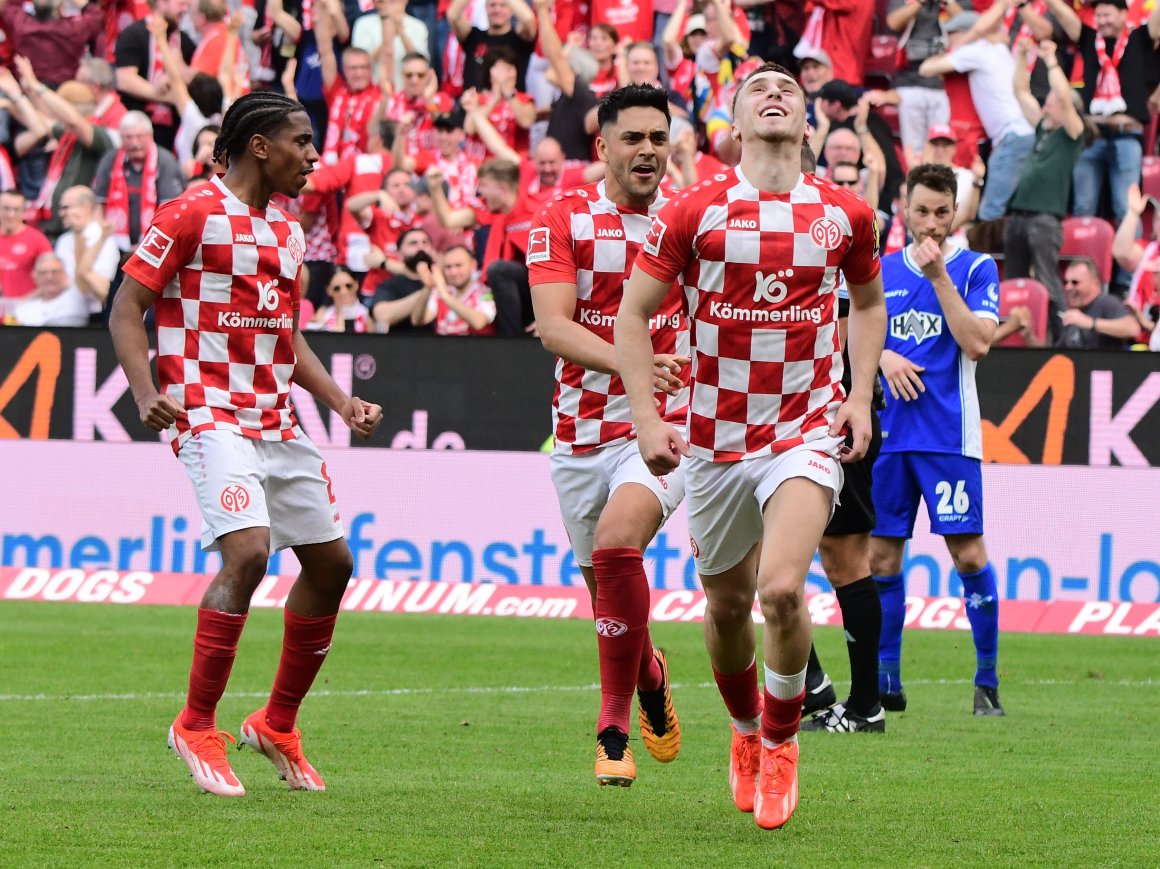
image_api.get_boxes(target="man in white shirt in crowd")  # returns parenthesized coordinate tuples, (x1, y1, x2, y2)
(53, 185, 120, 318)
(13, 252, 90, 326)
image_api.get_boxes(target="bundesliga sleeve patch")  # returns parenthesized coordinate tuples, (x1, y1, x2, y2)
(643, 217, 667, 257)
(137, 226, 175, 269)
(526, 227, 551, 264)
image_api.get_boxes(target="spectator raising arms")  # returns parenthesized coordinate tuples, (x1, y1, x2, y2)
(1116, 184, 1160, 346)
(316, 0, 383, 164)
(0, 0, 104, 88)
(448, 0, 539, 93)
(410, 246, 498, 335)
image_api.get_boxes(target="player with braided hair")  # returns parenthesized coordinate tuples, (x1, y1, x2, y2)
(110, 93, 383, 797)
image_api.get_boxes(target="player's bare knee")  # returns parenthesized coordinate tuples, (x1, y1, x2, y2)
(869, 539, 904, 577)
(704, 587, 754, 634)
(591, 521, 646, 554)
(220, 544, 270, 589)
(819, 536, 869, 587)
(756, 581, 804, 624)
(948, 536, 988, 576)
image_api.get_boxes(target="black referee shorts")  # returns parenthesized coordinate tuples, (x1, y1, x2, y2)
(824, 409, 881, 537)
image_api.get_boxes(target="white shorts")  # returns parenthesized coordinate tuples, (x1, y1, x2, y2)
(549, 437, 686, 568)
(686, 438, 845, 576)
(177, 429, 345, 553)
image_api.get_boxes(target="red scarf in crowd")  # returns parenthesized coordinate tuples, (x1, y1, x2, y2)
(147, 28, 181, 128)
(322, 85, 380, 164)
(106, 144, 159, 251)
(0, 146, 15, 192)
(1004, 1, 1047, 72)
(1089, 25, 1131, 116)
(35, 132, 82, 221)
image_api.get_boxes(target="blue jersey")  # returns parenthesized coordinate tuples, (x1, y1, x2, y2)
(878, 246, 999, 459)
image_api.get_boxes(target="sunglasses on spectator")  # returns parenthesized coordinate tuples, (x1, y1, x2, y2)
(331, 281, 358, 290)
(832, 178, 859, 187)
(1062, 279, 1085, 286)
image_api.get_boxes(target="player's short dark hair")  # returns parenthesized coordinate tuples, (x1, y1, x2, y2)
(731, 61, 803, 117)
(800, 140, 817, 174)
(481, 46, 520, 89)
(212, 92, 309, 166)
(597, 84, 671, 131)
(477, 159, 521, 189)
(188, 73, 224, 119)
(906, 163, 957, 201)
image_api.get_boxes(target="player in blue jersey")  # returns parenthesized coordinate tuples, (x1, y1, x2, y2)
(871, 163, 1004, 716)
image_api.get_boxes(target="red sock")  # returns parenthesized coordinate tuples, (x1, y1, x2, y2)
(181, 608, 247, 731)
(265, 609, 338, 733)
(761, 689, 805, 745)
(713, 660, 763, 723)
(637, 629, 663, 693)
(592, 547, 651, 734)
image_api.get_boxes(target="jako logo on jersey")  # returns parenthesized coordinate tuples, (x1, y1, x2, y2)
(596, 227, 624, 239)
(807, 458, 832, 475)
(754, 269, 791, 304)
(890, 310, 944, 344)
(728, 218, 757, 229)
(809, 216, 843, 250)
(526, 227, 550, 264)
(137, 227, 175, 269)
(595, 618, 629, 638)
(234, 233, 256, 244)
(220, 485, 250, 513)
(643, 218, 667, 256)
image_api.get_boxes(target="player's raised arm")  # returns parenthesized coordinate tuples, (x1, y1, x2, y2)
(912, 237, 996, 360)
(615, 264, 690, 473)
(109, 275, 186, 432)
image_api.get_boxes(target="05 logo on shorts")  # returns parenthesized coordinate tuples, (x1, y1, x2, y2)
(137, 226, 175, 269)
(595, 618, 629, 638)
(220, 484, 250, 513)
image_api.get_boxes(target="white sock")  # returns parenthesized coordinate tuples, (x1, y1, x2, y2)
(764, 664, 807, 700)
(731, 715, 762, 735)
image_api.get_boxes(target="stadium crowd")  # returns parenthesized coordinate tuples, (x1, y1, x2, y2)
(0, 0, 1156, 348)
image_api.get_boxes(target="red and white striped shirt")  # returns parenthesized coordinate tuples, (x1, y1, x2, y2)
(123, 176, 307, 454)
(528, 181, 690, 455)
(636, 169, 880, 462)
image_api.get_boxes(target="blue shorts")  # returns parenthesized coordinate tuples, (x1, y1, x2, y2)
(870, 451, 984, 539)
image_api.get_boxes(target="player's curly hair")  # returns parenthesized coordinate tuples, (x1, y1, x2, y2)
(212, 92, 308, 166)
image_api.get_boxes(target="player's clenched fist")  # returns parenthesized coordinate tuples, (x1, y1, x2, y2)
(137, 392, 186, 431)
(635, 419, 691, 476)
(910, 236, 947, 281)
(342, 397, 383, 439)
(653, 353, 690, 396)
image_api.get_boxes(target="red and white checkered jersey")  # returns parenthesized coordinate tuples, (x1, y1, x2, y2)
(636, 168, 880, 462)
(122, 176, 307, 455)
(527, 181, 690, 455)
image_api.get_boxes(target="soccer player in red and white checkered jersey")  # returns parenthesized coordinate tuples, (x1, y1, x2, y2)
(528, 84, 690, 788)
(616, 62, 888, 829)
(108, 92, 384, 799)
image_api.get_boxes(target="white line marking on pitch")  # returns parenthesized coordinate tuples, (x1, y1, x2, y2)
(0, 678, 1156, 704)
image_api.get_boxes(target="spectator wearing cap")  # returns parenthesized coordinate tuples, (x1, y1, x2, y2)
(919, 9, 1036, 221)
(885, 0, 970, 168)
(0, 0, 104, 89)
(921, 123, 986, 232)
(395, 106, 481, 212)
(1042, 0, 1160, 224)
(11, 252, 89, 326)
(448, 0, 539, 94)
(533, 0, 601, 161)
(425, 158, 536, 335)
(315, 5, 383, 165)
(113, 0, 197, 154)
(1057, 257, 1138, 349)
(54, 185, 118, 319)
(795, 0, 874, 87)
(1003, 38, 1086, 332)
(1115, 183, 1160, 348)
(814, 79, 905, 205)
(385, 53, 455, 162)
(661, 0, 709, 115)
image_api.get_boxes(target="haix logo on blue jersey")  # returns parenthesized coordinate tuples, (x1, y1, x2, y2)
(890, 310, 943, 344)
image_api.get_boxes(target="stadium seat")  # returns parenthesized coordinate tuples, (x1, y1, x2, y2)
(1060, 216, 1115, 284)
(998, 278, 1050, 347)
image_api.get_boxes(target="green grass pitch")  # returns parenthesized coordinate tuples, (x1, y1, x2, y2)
(1, 601, 1157, 867)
